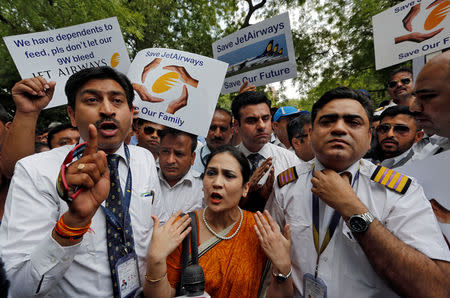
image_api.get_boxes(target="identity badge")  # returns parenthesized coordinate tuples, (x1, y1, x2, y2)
(303, 273, 327, 298)
(115, 252, 141, 298)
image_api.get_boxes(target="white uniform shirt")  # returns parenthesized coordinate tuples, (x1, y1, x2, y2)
(379, 148, 415, 168)
(158, 168, 204, 216)
(267, 158, 450, 298)
(0, 143, 166, 297)
(412, 135, 449, 161)
(236, 142, 300, 176)
(192, 143, 211, 174)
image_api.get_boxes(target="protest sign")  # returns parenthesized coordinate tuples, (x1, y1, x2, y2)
(3, 17, 130, 109)
(398, 151, 450, 242)
(128, 48, 228, 137)
(373, 0, 450, 70)
(212, 12, 297, 94)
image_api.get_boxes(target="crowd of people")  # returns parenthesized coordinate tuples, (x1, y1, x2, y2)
(0, 51, 448, 298)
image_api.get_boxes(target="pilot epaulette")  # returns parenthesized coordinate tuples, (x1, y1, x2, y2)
(370, 165, 411, 194)
(277, 167, 298, 188)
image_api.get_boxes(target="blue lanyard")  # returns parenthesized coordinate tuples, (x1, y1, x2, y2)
(311, 164, 360, 277)
(101, 144, 132, 232)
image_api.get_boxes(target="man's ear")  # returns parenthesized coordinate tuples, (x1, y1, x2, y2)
(191, 151, 196, 166)
(414, 130, 424, 143)
(272, 121, 279, 132)
(233, 119, 239, 130)
(5, 121, 12, 129)
(67, 106, 77, 128)
(292, 137, 301, 148)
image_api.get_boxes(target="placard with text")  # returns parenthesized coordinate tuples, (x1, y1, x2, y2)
(3, 17, 130, 109)
(212, 12, 297, 94)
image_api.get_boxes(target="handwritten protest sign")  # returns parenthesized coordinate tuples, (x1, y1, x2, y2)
(128, 48, 228, 137)
(3, 17, 130, 109)
(373, 0, 450, 70)
(398, 151, 450, 243)
(212, 12, 297, 94)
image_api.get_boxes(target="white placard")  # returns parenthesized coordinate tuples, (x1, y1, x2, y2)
(3, 17, 131, 109)
(373, 0, 450, 70)
(128, 48, 228, 137)
(398, 151, 450, 242)
(212, 12, 297, 94)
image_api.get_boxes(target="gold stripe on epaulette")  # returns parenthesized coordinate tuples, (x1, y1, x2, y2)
(370, 165, 411, 194)
(277, 166, 298, 188)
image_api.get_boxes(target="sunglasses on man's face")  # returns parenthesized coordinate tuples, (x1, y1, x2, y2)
(388, 78, 411, 89)
(376, 123, 411, 136)
(143, 126, 163, 136)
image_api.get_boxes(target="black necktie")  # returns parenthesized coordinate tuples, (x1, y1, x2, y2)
(105, 154, 135, 297)
(247, 153, 264, 174)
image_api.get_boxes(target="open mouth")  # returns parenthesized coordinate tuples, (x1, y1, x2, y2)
(98, 121, 119, 137)
(210, 192, 223, 204)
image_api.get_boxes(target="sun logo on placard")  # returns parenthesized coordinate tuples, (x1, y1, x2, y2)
(110, 53, 120, 68)
(152, 72, 180, 93)
(424, 1, 450, 30)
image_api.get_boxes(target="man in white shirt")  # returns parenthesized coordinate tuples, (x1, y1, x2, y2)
(268, 87, 449, 297)
(286, 112, 315, 162)
(193, 107, 233, 174)
(231, 91, 299, 211)
(373, 105, 423, 168)
(411, 51, 450, 146)
(272, 106, 302, 151)
(159, 127, 203, 215)
(0, 67, 165, 297)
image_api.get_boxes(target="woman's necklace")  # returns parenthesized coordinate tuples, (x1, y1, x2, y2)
(202, 206, 243, 240)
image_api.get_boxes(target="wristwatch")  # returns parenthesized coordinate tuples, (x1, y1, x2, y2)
(273, 268, 292, 283)
(348, 211, 374, 233)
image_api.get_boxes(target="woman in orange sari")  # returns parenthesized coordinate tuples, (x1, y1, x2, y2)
(143, 145, 293, 297)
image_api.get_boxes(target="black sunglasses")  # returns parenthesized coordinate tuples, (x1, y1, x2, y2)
(143, 126, 163, 136)
(376, 124, 411, 135)
(388, 78, 411, 88)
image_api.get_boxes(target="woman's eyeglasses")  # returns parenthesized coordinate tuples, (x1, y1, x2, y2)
(143, 126, 163, 136)
(388, 78, 411, 88)
(376, 124, 411, 136)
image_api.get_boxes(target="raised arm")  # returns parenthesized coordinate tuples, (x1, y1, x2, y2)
(0, 77, 55, 179)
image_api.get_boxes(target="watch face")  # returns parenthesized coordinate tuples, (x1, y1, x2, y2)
(350, 216, 367, 232)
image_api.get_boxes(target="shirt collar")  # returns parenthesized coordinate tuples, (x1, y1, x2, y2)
(78, 138, 128, 165)
(158, 167, 198, 188)
(312, 158, 361, 183)
(380, 148, 412, 168)
(237, 142, 271, 159)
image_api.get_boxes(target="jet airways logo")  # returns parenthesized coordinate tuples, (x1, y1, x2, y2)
(424, 1, 450, 30)
(152, 71, 180, 93)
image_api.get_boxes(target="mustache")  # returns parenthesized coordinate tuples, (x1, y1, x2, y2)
(381, 137, 398, 145)
(211, 137, 224, 142)
(94, 117, 121, 128)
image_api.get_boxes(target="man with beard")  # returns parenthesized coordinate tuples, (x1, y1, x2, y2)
(375, 68, 415, 115)
(268, 87, 449, 297)
(193, 107, 233, 174)
(373, 106, 423, 168)
(0, 67, 166, 297)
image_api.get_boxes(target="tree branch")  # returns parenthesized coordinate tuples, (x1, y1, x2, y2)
(242, 0, 267, 28)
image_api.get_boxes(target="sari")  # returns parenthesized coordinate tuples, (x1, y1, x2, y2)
(167, 210, 268, 297)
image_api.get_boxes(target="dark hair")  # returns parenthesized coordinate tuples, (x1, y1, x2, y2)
(287, 113, 311, 146)
(214, 107, 233, 127)
(379, 105, 415, 122)
(159, 127, 197, 153)
(0, 104, 12, 124)
(388, 67, 412, 83)
(204, 144, 251, 184)
(34, 142, 50, 153)
(231, 91, 271, 124)
(47, 122, 78, 149)
(65, 66, 134, 110)
(311, 87, 374, 127)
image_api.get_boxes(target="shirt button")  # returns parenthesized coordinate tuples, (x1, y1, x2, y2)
(323, 257, 328, 262)
(50, 257, 56, 263)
